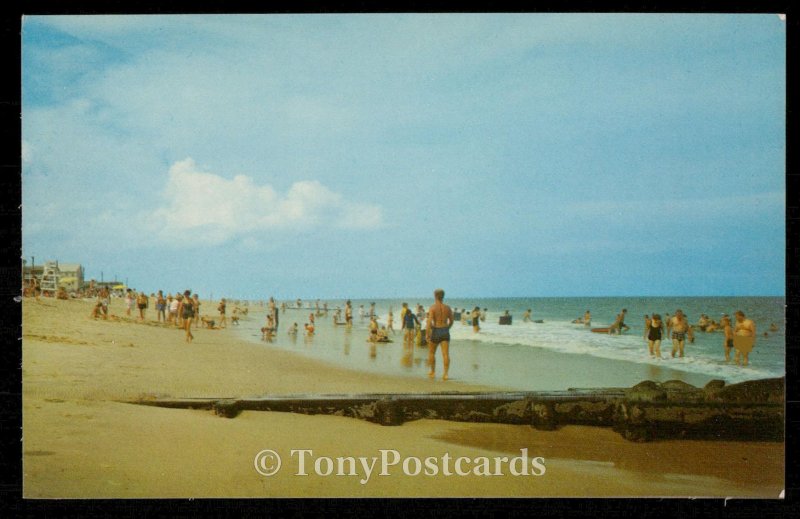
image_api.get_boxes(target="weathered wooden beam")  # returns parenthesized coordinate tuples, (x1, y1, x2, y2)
(124, 377, 785, 442)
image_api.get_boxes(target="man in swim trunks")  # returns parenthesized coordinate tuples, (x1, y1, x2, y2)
(426, 288, 454, 380)
(668, 309, 694, 358)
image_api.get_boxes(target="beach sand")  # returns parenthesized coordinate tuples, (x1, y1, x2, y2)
(22, 298, 784, 497)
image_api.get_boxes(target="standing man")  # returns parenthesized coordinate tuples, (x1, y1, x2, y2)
(426, 288, 454, 381)
(668, 309, 694, 358)
(733, 310, 756, 366)
(218, 298, 227, 329)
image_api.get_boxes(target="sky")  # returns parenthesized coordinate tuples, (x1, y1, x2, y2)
(21, 14, 786, 299)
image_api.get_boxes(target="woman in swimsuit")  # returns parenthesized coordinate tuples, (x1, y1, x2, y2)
(647, 314, 664, 358)
(178, 289, 195, 343)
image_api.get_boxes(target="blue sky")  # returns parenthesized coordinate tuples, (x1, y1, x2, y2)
(21, 14, 786, 299)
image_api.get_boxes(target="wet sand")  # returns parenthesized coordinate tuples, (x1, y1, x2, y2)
(22, 298, 784, 497)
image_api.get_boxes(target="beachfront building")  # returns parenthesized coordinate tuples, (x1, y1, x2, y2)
(56, 263, 84, 292)
(22, 260, 85, 293)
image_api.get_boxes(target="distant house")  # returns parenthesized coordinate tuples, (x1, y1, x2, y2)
(57, 263, 84, 292)
(22, 260, 84, 292)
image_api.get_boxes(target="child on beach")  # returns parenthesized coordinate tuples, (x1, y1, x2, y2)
(125, 289, 134, 316)
(304, 323, 315, 336)
(167, 295, 178, 325)
(288, 322, 298, 335)
(721, 315, 734, 362)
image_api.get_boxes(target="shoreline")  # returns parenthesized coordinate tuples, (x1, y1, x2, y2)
(22, 298, 784, 497)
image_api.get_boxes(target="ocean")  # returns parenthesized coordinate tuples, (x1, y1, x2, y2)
(233, 296, 785, 391)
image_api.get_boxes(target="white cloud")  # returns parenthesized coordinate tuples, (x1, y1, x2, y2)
(144, 158, 382, 246)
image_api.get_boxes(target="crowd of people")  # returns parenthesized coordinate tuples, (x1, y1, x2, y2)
(27, 278, 773, 375)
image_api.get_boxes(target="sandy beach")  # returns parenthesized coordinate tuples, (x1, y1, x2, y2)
(22, 298, 784, 498)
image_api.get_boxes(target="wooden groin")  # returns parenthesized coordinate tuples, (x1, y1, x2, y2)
(125, 377, 784, 442)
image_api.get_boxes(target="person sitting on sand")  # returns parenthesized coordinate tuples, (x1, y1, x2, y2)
(668, 309, 694, 358)
(90, 287, 110, 320)
(376, 326, 390, 342)
(734, 310, 756, 366)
